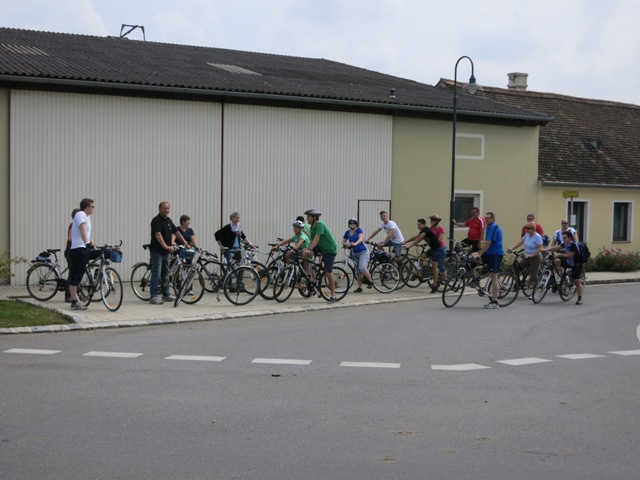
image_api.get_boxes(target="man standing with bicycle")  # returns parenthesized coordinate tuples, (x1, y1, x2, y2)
(453, 207, 485, 252)
(547, 231, 585, 305)
(472, 212, 504, 309)
(149, 201, 186, 305)
(67, 198, 95, 311)
(303, 209, 339, 303)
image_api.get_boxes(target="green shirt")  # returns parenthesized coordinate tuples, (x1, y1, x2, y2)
(290, 231, 310, 250)
(309, 221, 338, 254)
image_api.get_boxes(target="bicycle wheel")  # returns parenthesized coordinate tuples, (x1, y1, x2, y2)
(371, 262, 400, 293)
(130, 263, 152, 301)
(493, 270, 519, 307)
(517, 264, 536, 298)
(201, 260, 225, 293)
(273, 266, 296, 303)
(400, 259, 422, 288)
(77, 268, 95, 306)
(224, 266, 260, 305)
(442, 273, 466, 308)
(531, 271, 550, 304)
(333, 260, 356, 288)
(558, 270, 577, 301)
(258, 265, 280, 300)
(100, 267, 123, 312)
(318, 266, 349, 302)
(26, 263, 60, 301)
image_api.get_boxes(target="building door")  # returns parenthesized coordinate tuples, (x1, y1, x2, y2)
(567, 200, 587, 241)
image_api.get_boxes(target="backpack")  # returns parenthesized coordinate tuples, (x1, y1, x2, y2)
(575, 242, 591, 264)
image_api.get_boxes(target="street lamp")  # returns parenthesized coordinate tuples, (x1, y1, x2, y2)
(449, 56, 478, 250)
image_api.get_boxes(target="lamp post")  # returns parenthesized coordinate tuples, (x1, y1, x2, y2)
(449, 56, 478, 251)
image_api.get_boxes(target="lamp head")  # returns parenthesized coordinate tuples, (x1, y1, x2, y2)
(465, 74, 478, 95)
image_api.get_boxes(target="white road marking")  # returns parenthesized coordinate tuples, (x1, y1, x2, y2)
(431, 363, 491, 371)
(252, 358, 312, 365)
(340, 361, 401, 369)
(83, 351, 143, 358)
(165, 355, 226, 362)
(555, 353, 606, 360)
(608, 350, 640, 356)
(3, 348, 61, 355)
(496, 357, 553, 366)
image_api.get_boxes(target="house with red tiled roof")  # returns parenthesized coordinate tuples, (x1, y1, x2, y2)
(1, 27, 552, 284)
(438, 74, 640, 251)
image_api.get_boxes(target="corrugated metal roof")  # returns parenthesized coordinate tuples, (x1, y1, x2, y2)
(0, 27, 551, 124)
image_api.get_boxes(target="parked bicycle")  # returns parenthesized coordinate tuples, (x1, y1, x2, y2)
(442, 250, 518, 308)
(173, 246, 261, 307)
(76, 242, 124, 312)
(26, 249, 70, 301)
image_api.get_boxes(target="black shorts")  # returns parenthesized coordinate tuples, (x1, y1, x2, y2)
(561, 259, 583, 277)
(68, 248, 89, 286)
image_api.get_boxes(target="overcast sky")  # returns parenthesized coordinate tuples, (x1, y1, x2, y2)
(3, 0, 639, 105)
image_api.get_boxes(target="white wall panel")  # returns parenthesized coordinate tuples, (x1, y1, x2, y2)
(10, 91, 221, 283)
(222, 104, 392, 252)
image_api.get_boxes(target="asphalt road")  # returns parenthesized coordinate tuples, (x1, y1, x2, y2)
(1, 283, 639, 480)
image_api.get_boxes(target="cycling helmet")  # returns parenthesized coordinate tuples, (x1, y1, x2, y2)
(292, 220, 305, 228)
(348, 217, 358, 226)
(304, 209, 322, 218)
(429, 214, 442, 222)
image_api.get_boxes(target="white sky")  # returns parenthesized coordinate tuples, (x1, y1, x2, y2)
(2, 0, 639, 105)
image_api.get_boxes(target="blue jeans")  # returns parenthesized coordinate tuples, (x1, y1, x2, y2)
(150, 250, 171, 298)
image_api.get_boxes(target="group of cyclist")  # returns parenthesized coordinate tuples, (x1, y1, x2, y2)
(147, 201, 585, 308)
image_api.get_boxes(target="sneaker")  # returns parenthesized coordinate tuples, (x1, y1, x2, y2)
(71, 301, 87, 310)
(163, 294, 175, 302)
(328, 295, 337, 303)
(150, 296, 164, 305)
(576, 298, 583, 305)
(354, 287, 363, 293)
(430, 286, 438, 294)
(483, 301, 499, 309)
(367, 282, 373, 289)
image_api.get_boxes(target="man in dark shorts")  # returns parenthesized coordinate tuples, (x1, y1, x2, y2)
(67, 198, 95, 311)
(404, 218, 443, 294)
(550, 231, 585, 305)
(302, 209, 339, 303)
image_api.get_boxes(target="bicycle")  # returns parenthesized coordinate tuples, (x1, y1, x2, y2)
(130, 244, 191, 301)
(173, 247, 260, 307)
(257, 240, 290, 300)
(442, 251, 518, 308)
(398, 243, 432, 288)
(75, 242, 124, 312)
(26, 249, 70, 301)
(531, 253, 584, 304)
(334, 244, 399, 293)
(504, 249, 540, 298)
(272, 250, 351, 303)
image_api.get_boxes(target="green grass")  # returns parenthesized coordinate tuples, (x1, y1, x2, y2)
(0, 300, 72, 328)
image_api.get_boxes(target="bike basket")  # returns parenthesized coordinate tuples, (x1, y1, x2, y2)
(108, 249, 123, 263)
(36, 251, 51, 262)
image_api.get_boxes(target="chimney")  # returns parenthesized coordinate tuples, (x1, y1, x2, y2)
(507, 72, 528, 91)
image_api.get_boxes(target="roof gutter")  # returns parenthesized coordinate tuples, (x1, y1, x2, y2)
(0, 74, 552, 124)
(540, 180, 640, 189)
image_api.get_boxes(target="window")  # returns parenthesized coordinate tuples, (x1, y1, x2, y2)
(454, 192, 482, 224)
(613, 202, 632, 242)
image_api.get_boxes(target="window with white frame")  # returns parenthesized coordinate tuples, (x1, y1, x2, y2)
(613, 201, 632, 242)
(454, 192, 482, 224)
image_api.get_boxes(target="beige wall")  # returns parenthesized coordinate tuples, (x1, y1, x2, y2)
(538, 186, 640, 252)
(391, 116, 540, 248)
(0, 89, 8, 276)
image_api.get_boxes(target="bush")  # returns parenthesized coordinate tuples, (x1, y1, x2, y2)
(0, 252, 28, 281)
(585, 247, 640, 272)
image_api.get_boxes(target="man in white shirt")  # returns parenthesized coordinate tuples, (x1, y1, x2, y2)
(366, 210, 405, 259)
(68, 198, 95, 310)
